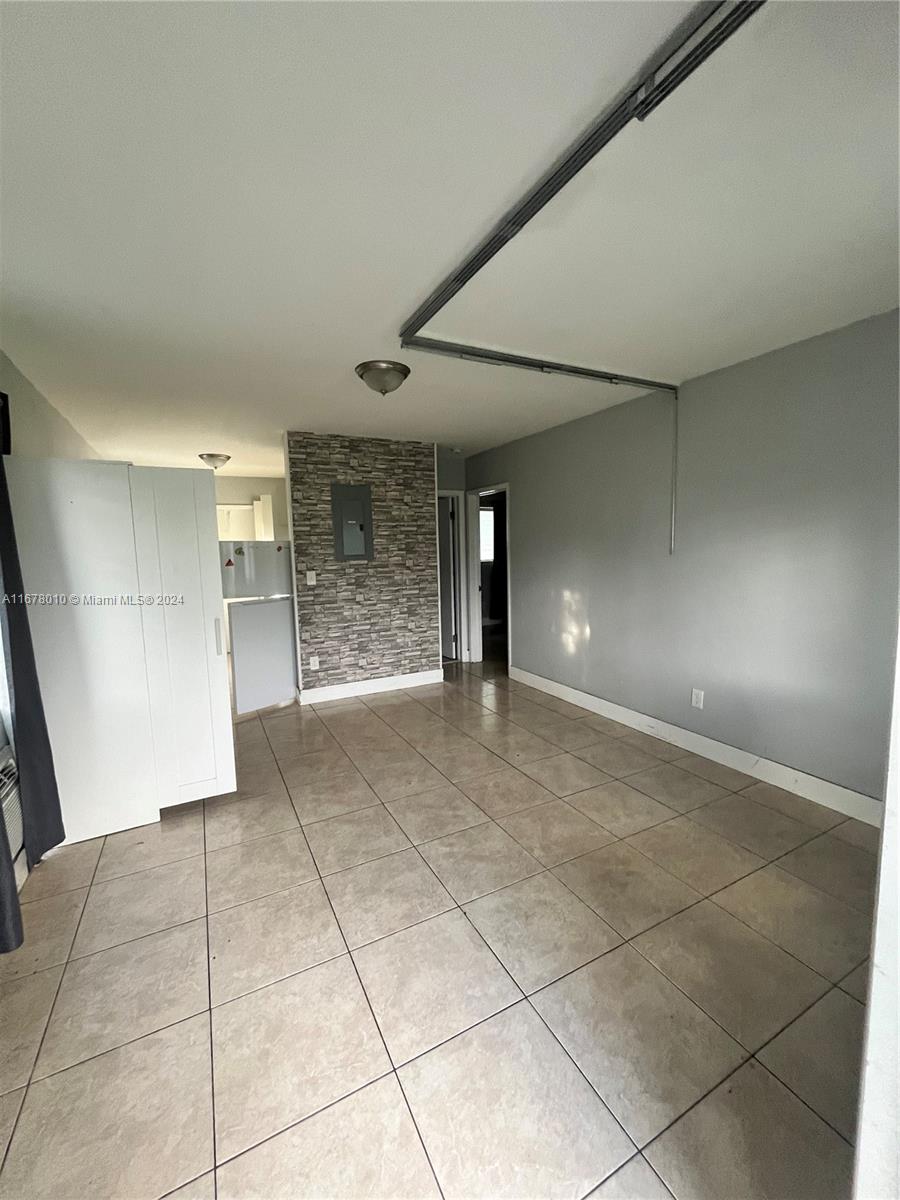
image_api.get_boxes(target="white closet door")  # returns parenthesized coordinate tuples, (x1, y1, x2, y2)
(5, 458, 159, 842)
(131, 467, 235, 806)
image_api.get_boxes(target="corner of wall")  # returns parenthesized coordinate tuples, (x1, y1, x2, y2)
(1, 352, 99, 461)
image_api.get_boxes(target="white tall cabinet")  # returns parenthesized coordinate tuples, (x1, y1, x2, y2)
(6, 458, 235, 843)
(131, 467, 234, 808)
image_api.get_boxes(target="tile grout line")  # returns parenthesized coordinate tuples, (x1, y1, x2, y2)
(477, 665, 867, 1156)
(158, 1169, 216, 1200)
(261, 709, 448, 1200)
(386, 665, 871, 835)
(363, 677, 840, 866)
(531, 813, 867, 1092)
(461, 671, 870, 913)
(7, 925, 622, 1101)
(14, 879, 618, 1095)
(330, 674, 868, 1013)
(28, 686, 866, 1057)
(207, 870, 322, 919)
(26, 762, 844, 905)
(73, 845, 207, 891)
(318, 694, 665, 1184)
(835, 960, 870, 993)
(449, 667, 866, 1147)
(399, 719, 748, 1178)
(200, 797, 219, 1200)
(747, 1023, 859, 1147)
(323, 695, 646, 1193)
(617, 931, 860, 1152)
(525, 866, 868, 1009)
(14, 1008, 216, 1090)
(6, 673, 866, 1191)
(0, 833, 107, 1178)
(636, 975, 860, 1164)
(210, 1069, 397, 1177)
(338, 699, 645, 1191)
(46, 832, 705, 1101)
(46, 911, 208, 972)
(574, 1150, 674, 1200)
(173, 832, 863, 1172)
(479, 775, 857, 987)
(434, 882, 644, 1188)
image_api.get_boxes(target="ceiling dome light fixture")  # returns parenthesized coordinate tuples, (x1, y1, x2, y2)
(198, 453, 231, 470)
(355, 360, 410, 396)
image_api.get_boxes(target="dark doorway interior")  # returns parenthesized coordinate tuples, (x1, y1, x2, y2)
(479, 490, 508, 665)
(437, 496, 459, 661)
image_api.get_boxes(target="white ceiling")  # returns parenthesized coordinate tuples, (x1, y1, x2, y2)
(0, 1, 692, 473)
(1, 2, 896, 475)
(425, 1, 899, 383)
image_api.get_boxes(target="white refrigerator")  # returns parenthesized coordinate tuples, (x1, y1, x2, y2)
(219, 540, 296, 714)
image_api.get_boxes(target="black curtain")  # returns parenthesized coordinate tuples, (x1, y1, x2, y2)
(0, 398, 65, 952)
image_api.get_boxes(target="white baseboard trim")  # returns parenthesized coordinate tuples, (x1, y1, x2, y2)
(509, 665, 883, 827)
(299, 668, 444, 706)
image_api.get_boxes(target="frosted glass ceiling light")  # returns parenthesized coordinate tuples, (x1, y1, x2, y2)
(198, 453, 231, 470)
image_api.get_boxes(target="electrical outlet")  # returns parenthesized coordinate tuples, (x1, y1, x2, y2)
(310, 655, 320, 671)
(306, 570, 316, 586)
(691, 688, 704, 710)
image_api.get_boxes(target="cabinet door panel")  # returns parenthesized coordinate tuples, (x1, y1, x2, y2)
(131, 467, 235, 806)
(6, 458, 158, 841)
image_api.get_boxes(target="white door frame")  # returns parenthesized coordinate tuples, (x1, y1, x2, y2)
(465, 491, 482, 663)
(466, 483, 511, 667)
(438, 490, 468, 661)
(282, 432, 303, 698)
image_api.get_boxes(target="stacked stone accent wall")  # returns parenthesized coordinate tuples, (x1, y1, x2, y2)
(286, 431, 440, 688)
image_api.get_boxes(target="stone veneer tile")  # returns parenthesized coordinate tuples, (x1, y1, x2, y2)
(287, 433, 439, 689)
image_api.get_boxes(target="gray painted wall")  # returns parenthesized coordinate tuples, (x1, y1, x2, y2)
(1, 353, 98, 459)
(437, 445, 466, 491)
(466, 311, 898, 799)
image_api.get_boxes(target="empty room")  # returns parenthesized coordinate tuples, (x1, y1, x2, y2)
(0, 3, 897, 1199)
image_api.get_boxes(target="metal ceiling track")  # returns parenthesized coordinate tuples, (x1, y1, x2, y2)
(398, 0, 766, 392)
(406, 335, 677, 394)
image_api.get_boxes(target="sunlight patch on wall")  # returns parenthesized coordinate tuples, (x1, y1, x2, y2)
(560, 588, 590, 657)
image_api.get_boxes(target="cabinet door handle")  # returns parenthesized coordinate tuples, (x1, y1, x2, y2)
(214, 618, 223, 655)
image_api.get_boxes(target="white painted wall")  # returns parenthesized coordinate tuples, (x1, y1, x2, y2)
(854, 615, 899, 1199)
(1, 353, 97, 460)
(216, 504, 256, 541)
(214, 475, 289, 539)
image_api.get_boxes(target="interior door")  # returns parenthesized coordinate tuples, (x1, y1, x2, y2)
(131, 467, 235, 806)
(438, 496, 457, 660)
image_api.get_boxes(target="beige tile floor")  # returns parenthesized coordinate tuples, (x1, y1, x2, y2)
(0, 663, 878, 1199)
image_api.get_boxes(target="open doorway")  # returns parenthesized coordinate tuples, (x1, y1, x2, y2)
(437, 493, 463, 661)
(477, 489, 508, 666)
